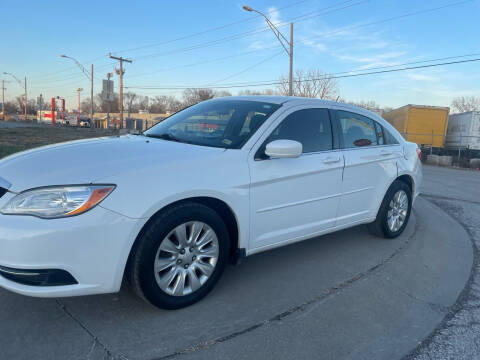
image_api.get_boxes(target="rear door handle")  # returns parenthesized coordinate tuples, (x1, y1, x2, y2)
(322, 156, 341, 164)
(379, 150, 393, 156)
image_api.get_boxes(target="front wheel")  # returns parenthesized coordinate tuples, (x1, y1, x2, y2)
(367, 180, 412, 238)
(128, 202, 230, 309)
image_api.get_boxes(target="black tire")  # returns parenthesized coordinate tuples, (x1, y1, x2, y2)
(127, 202, 230, 309)
(367, 180, 412, 238)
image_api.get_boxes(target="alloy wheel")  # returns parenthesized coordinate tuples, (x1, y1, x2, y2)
(387, 190, 408, 232)
(153, 221, 219, 296)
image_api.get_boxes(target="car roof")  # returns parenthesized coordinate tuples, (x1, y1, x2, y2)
(212, 96, 381, 117)
(210, 96, 402, 142)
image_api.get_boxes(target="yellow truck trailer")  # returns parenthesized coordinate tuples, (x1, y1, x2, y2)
(382, 105, 449, 147)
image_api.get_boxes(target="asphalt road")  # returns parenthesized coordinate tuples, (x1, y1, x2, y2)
(0, 165, 477, 360)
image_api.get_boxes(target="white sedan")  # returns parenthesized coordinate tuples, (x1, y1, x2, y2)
(0, 96, 422, 309)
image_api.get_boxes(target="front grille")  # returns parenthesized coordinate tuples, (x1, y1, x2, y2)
(0, 187, 6, 199)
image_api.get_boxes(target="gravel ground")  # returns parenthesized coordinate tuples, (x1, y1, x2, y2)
(407, 165, 480, 359)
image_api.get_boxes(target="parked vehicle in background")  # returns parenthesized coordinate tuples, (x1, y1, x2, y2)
(445, 111, 480, 150)
(79, 116, 91, 127)
(383, 105, 449, 148)
(65, 115, 77, 126)
(0, 96, 422, 309)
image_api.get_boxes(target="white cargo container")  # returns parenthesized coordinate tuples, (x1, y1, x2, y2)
(445, 111, 480, 150)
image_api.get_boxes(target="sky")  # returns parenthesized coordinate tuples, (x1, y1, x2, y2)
(1, 0, 479, 110)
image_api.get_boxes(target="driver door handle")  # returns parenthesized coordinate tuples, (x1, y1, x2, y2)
(322, 156, 341, 164)
(379, 150, 393, 156)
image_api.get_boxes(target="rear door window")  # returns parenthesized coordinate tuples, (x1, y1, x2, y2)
(384, 128, 399, 144)
(336, 110, 378, 148)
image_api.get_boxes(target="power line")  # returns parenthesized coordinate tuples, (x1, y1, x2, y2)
(131, 0, 368, 61)
(126, 45, 283, 79)
(304, 0, 473, 43)
(205, 51, 480, 88)
(20, 0, 475, 91)
(119, 0, 470, 81)
(109, 0, 316, 54)
(124, 57, 480, 90)
(208, 51, 284, 86)
(24, 0, 364, 85)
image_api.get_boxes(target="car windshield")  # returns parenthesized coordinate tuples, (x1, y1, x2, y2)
(144, 99, 281, 149)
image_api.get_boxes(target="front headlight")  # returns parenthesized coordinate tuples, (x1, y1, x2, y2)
(1, 185, 115, 219)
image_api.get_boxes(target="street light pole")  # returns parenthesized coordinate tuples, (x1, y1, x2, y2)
(242, 5, 294, 96)
(3, 72, 27, 119)
(60, 54, 94, 125)
(24, 76, 27, 121)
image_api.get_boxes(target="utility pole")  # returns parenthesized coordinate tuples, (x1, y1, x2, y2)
(24, 76, 27, 121)
(106, 72, 112, 129)
(77, 88, 83, 125)
(289, 23, 293, 97)
(109, 53, 132, 129)
(91, 64, 94, 127)
(1, 80, 5, 121)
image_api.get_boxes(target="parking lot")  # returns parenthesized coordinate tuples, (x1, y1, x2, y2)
(0, 165, 477, 360)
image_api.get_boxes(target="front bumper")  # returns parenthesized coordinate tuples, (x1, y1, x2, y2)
(0, 193, 144, 297)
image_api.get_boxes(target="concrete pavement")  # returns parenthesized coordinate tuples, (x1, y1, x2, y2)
(408, 165, 480, 360)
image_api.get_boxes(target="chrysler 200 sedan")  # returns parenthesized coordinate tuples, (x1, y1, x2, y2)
(0, 96, 422, 309)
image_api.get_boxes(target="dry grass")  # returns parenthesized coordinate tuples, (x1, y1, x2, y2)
(0, 126, 117, 159)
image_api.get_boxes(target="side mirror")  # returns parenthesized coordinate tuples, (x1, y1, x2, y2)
(265, 139, 302, 158)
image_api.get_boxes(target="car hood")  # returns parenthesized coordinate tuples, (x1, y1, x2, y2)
(0, 135, 225, 192)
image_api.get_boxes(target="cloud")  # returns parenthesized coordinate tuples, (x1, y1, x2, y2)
(267, 6, 281, 26)
(405, 73, 437, 82)
(299, 37, 327, 52)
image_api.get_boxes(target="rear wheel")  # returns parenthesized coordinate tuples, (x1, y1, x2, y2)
(128, 202, 230, 309)
(367, 180, 412, 238)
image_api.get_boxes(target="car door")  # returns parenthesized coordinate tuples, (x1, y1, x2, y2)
(334, 110, 402, 226)
(248, 106, 344, 251)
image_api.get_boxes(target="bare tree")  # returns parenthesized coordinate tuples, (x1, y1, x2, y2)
(123, 92, 138, 118)
(96, 92, 120, 113)
(166, 96, 184, 113)
(26, 99, 36, 115)
(182, 88, 215, 107)
(80, 98, 98, 115)
(137, 96, 149, 111)
(238, 89, 278, 96)
(451, 96, 480, 113)
(14, 97, 37, 115)
(214, 90, 232, 98)
(338, 99, 392, 115)
(149, 96, 167, 114)
(148, 95, 184, 113)
(3, 101, 18, 114)
(277, 69, 338, 99)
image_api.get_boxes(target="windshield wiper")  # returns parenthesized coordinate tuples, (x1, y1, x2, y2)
(145, 133, 186, 143)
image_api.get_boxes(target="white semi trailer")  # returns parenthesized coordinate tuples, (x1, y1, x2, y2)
(445, 111, 480, 150)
